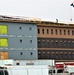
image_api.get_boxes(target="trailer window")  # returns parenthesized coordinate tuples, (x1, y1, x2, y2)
(0, 67, 9, 75)
(4, 70, 9, 75)
(0, 70, 3, 75)
(49, 70, 52, 74)
(53, 70, 55, 73)
(49, 70, 55, 74)
(57, 69, 63, 73)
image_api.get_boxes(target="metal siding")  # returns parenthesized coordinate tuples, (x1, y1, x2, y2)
(0, 22, 36, 36)
(14, 60, 54, 66)
(8, 50, 38, 60)
(0, 22, 38, 60)
(8, 37, 37, 49)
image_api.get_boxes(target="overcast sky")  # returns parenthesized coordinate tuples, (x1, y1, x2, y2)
(0, 0, 74, 23)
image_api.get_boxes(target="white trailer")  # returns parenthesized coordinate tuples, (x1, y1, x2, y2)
(6, 65, 49, 75)
(0, 59, 55, 66)
(0, 65, 70, 75)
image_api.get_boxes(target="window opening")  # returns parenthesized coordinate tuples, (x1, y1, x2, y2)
(68, 30, 70, 35)
(16, 63, 20, 65)
(60, 30, 62, 35)
(64, 30, 66, 35)
(30, 52, 33, 55)
(29, 27, 32, 30)
(20, 39, 22, 42)
(42, 29, 44, 34)
(55, 29, 57, 34)
(19, 27, 22, 30)
(72, 30, 74, 35)
(38, 29, 40, 34)
(47, 29, 49, 34)
(30, 40, 32, 43)
(20, 52, 23, 55)
(51, 29, 53, 34)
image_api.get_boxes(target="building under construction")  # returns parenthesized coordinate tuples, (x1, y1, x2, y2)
(0, 15, 74, 62)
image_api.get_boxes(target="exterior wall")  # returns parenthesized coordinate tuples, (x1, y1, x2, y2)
(8, 50, 37, 60)
(38, 50, 74, 61)
(38, 38, 74, 48)
(37, 26, 74, 39)
(0, 22, 38, 60)
(37, 24, 74, 62)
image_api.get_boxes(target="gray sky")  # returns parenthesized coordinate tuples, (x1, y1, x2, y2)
(0, 0, 74, 23)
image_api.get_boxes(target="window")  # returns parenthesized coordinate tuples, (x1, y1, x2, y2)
(29, 27, 32, 30)
(0, 67, 9, 75)
(55, 29, 57, 34)
(20, 39, 22, 42)
(51, 29, 53, 34)
(64, 54, 67, 58)
(0, 70, 3, 75)
(52, 54, 54, 58)
(69, 54, 71, 58)
(63, 41, 66, 47)
(56, 54, 58, 58)
(57, 69, 64, 73)
(42, 29, 44, 34)
(20, 52, 23, 55)
(49, 70, 55, 74)
(56, 41, 58, 44)
(30, 52, 33, 55)
(0, 38, 8, 47)
(42, 42, 45, 46)
(47, 29, 49, 34)
(47, 41, 49, 46)
(55, 41, 58, 47)
(64, 30, 66, 35)
(16, 63, 20, 65)
(19, 27, 22, 30)
(38, 29, 40, 34)
(60, 54, 63, 58)
(4, 70, 9, 75)
(72, 30, 74, 35)
(68, 30, 70, 35)
(30, 40, 32, 43)
(59, 40, 62, 46)
(0, 25, 7, 34)
(60, 30, 62, 35)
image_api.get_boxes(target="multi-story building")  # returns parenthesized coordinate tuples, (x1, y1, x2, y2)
(0, 15, 38, 60)
(37, 21, 74, 62)
(0, 15, 74, 62)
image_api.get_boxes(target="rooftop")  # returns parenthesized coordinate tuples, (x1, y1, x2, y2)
(0, 15, 74, 27)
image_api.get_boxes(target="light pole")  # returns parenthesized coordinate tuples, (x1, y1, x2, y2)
(70, 2, 74, 22)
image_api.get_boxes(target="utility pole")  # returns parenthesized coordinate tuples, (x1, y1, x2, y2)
(70, 2, 74, 22)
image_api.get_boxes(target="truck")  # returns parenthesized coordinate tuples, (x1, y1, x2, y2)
(55, 62, 74, 75)
(2, 65, 49, 75)
(0, 60, 72, 75)
(64, 65, 74, 75)
(0, 65, 70, 75)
